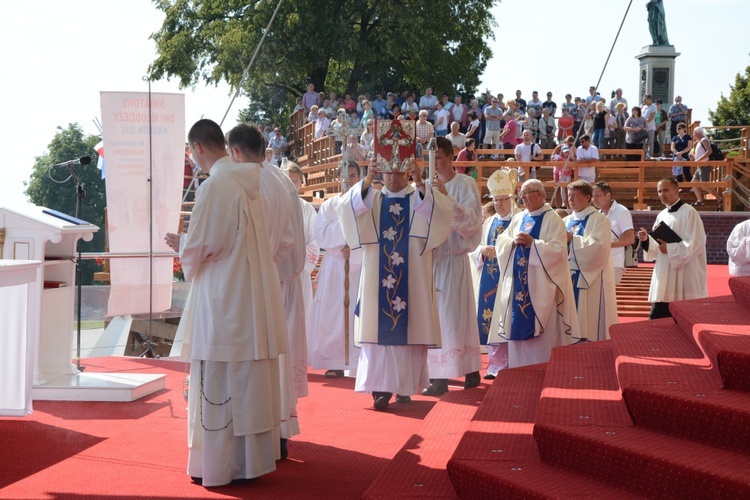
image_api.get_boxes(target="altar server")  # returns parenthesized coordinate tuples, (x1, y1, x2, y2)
(423, 137, 484, 396)
(166, 119, 286, 486)
(637, 178, 707, 319)
(308, 160, 363, 376)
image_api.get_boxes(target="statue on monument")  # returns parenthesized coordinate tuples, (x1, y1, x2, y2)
(646, 0, 670, 46)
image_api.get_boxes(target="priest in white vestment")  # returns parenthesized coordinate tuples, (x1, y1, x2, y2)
(471, 169, 520, 379)
(308, 161, 363, 376)
(339, 157, 453, 411)
(285, 163, 321, 337)
(165, 119, 287, 487)
(423, 137, 483, 396)
(728, 219, 750, 277)
(226, 124, 306, 458)
(564, 180, 618, 341)
(638, 178, 707, 319)
(487, 179, 580, 367)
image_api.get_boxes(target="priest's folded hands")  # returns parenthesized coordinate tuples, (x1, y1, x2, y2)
(514, 232, 534, 247)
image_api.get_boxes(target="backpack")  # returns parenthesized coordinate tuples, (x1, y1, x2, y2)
(708, 142, 724, 161)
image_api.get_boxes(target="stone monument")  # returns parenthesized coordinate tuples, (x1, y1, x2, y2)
(635, 0, 678, 105)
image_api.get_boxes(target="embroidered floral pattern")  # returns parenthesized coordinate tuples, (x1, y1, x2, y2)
(391, 251, 404, 266)
(392, 296, 407, 312)
(380, 204, 407, 330)
(382, 274, 396, 289)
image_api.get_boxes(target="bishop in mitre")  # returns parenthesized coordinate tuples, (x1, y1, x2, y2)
(470, 168, 521, 379)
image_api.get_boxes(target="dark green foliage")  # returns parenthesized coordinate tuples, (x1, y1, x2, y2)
(708, 64, 750, 149)
(149, 0, 497, 126)
(25, 124, 106, 284)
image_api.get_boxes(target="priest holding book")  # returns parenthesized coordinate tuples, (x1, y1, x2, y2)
(637, 178, 707, 319)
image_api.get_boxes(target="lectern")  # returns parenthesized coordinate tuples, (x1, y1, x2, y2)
(0, 204, 165, 401)
(0, 260, 42, 416)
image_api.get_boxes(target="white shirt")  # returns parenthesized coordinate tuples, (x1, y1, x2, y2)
(602, 200, 634, 269)
(642, 103, 657, 131)
(435, 109, 451, 131)
(514, 142, 540, 162)
(576, 144, 599, 181)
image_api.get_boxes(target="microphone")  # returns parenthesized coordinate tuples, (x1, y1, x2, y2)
(52, 156, 92, 168)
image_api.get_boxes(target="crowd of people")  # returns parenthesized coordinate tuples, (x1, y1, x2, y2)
(294, 84, 693, 159)
(167, 105, 746, 487)
(290, 84, 726, 209)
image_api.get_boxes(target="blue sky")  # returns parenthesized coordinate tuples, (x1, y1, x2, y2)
(1, 0, 747, 208)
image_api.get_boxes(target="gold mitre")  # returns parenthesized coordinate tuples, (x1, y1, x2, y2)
(488, 168, 518, 198)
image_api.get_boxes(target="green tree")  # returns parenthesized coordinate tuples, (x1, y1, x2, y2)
(708, 64, 750, 149)
(25, 123, 106, 284)
(149, 0, 497, 126)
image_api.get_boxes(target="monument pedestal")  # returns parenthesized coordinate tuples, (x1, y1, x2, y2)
(635, 45, 680, 105)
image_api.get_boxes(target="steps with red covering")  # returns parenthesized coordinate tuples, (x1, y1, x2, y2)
(447, 275, 750, 498)
(448, 363, 639, 499)
(669, 289, 750, 392)
(730, 275, 750, 309)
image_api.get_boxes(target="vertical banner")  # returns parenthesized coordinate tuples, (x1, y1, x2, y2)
(100, 92, 185, 317)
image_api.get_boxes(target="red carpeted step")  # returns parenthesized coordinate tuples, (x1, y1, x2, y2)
(670, 295, 750, 345)
(623, 386, 750, 454)
(536, 341, 632, 428)
(450, 364, 547, 463)
(702, 332, 750, 392)
(669, 297, 750, 390)
(362, 381, 490, 499)
(534, 424, 750, 498)
(610, 318, 720, 391)
(448, 458, 645, 500)
(730, 276, 750, 309)
(448, 363, 642, 499)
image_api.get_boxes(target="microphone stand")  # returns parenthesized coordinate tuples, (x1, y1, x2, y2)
(68, 165, 86, 372)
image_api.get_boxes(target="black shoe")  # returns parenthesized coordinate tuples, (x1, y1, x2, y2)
(692, 201, 704, 206)
(421, 379, 448, 397)
(464, 371, 481, 389)
(279, 438, 288, 460)
(373, 392, 392, 411)
(483, 373, 496, 380)
(325, 369, 344, 378)
(230, 477, 258, 485)
(191, 477, 203, 485)
(395, 395, 411, 404)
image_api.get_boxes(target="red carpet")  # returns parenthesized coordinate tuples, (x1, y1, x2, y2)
(0, 265, 739, 499)
(0, 357, 492, 499)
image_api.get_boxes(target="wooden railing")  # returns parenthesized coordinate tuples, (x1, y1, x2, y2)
(289, 109, 748, 211)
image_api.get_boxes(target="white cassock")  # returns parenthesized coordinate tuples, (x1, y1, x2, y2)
(488, 203, 580, 367)
(728, 219, 750, 277)
(643, 201, 707, 303)
(178, 157, 287, 486)
(428, 174, 483, 379)
(564, 206, 618, 341)
(339, 180, 453, 395)
(470, 208, 520, 376)
(308, 194, 363, 371)
(300, 198, 320, 333)
(260, 161, 306, 440)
